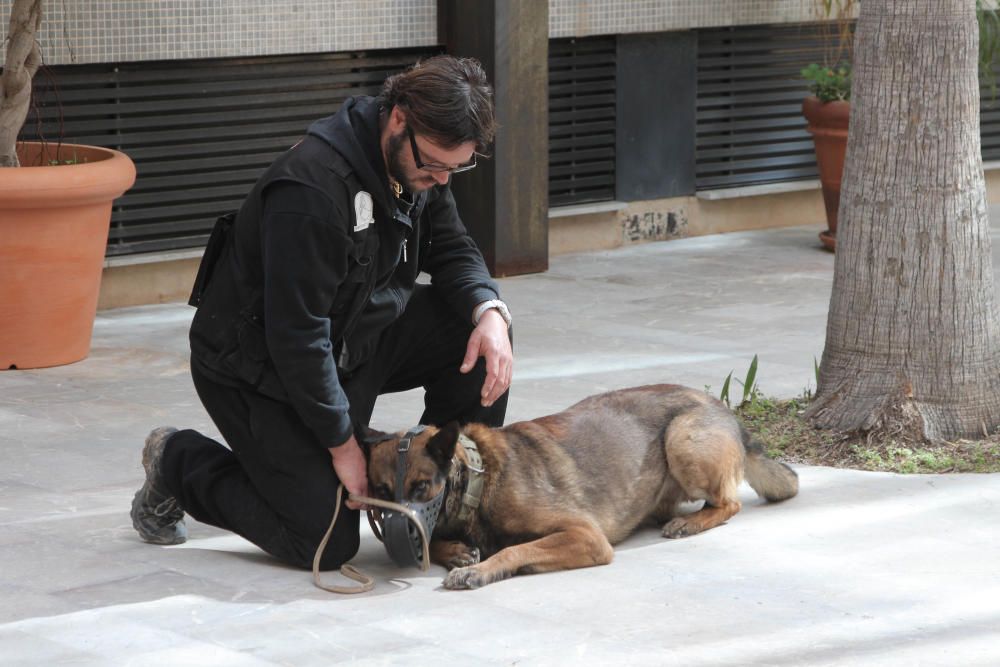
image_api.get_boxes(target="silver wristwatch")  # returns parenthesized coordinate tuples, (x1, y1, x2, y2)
(472, 299, 512, 328)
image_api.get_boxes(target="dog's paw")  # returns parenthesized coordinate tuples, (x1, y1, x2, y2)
(446, 545, 480, 569)
(442, 565, 488, 590)
(431, 540, 481, 570)
(662, 517, 697, 538)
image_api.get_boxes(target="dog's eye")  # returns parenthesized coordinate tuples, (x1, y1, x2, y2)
(412, 480, 430, 497)
(375, 484, 391, 500)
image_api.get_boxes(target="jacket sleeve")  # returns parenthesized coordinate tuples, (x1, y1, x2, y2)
(421, 185, 501, 322)
(260, 180, 355, 448)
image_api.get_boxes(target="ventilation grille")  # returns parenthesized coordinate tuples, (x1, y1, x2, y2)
(695, 23, 839, 191)
(981, 82, 1000, 161)
(548, 36, 617, 207)
(21, 48, 440, 256)
(698, 21, 1000, 190)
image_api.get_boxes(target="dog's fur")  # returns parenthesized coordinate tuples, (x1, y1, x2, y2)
(366, 384, 798, 590)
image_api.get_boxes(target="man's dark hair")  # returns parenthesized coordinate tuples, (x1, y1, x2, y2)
(378, 55, 497, 153)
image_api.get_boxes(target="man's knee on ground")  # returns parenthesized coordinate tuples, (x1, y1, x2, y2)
(284, 520, 361, 571)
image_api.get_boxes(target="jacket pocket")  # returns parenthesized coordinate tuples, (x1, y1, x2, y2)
(189, 212, 236, 307)
(220, 316, 268, 387)
(329, 255, 373, 318)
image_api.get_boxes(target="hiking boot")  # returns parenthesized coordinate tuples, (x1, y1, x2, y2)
(131, 426, 187, 545)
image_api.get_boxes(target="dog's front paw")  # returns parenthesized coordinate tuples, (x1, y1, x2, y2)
(446, 545, 480, 569)
(662, 517, 696, 538)
(430, 540, 481, 570)
(443, 565, 488, 590)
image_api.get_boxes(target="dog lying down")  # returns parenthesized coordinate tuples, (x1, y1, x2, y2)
(366, 384, 798, 590)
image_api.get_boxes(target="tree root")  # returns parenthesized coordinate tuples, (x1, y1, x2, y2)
(807, 385, 932, 446)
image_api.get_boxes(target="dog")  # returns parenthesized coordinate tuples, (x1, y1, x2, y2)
(365, 384, 798, 590)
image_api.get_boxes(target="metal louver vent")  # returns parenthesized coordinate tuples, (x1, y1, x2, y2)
(698, 22, 1000, 190)
(548, 37, 617, 207)
(696, 23, 834, 190)
(981, 84, 1000, 161)
(21, 48, 440, 256)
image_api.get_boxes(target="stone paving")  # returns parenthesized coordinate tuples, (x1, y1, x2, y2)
(1, 223, 999, 665)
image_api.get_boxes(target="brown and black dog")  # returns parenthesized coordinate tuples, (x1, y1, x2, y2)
(366, 384, 798, 590)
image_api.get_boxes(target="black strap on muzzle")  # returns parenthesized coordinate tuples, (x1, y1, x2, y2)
(381, 425, 437, 568)
(394, 425, 424, 504)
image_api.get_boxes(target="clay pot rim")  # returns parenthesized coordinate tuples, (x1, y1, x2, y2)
(0, 141, 136, 207)
(802, 96, 851, 128)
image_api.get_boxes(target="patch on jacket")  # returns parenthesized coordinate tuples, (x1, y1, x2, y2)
(354, 191, 375, 232)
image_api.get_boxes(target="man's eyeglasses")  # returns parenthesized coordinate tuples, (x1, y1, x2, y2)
(406, 124, 478, 174)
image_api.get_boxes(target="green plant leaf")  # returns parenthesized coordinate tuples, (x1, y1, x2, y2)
(742, 354, 759, 405)
(802, 62, 851, 102)
(720, 371, 733, 408)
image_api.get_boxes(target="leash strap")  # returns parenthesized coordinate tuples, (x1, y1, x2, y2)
(312, 484, 376, 594)
(312, 485, 433, 595)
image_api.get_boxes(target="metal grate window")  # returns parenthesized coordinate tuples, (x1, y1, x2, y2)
(981, 82, 1000, 161)
(21, 48, 439, 256)
(548, 36, 617, 207)
(698, 21, 1000, 189)
(695, 23, 835, 191)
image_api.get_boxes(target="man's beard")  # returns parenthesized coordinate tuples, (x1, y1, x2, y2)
(386, 130, 438, 194)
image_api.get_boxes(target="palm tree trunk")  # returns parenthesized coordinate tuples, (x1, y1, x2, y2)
(806, 0, 1000, 440)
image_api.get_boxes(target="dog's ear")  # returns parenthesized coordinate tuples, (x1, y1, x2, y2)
(425, 422, 460, 471)
(357, 425, 392, 459)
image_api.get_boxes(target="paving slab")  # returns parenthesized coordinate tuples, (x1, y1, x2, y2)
(2, 222, 999, 665)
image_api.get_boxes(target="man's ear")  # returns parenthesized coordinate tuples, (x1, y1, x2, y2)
(425, 422, 460, 472)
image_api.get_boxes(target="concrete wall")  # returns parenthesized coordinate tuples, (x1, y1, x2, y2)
(2, 0, 832, 66)
(549, 0, 836, 37)
(548, 169, 1000, 257)
(549, 188, 827, 256)
(98, 254, 202, 311)
(0, 0, 438, 65)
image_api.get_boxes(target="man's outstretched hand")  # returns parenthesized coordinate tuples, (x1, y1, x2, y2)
(460, 308, 513, 407)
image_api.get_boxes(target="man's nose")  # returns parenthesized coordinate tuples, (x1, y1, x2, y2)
(432, 171, 451, 186)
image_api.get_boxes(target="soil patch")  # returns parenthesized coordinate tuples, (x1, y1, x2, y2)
(737, 396, 1000, 473)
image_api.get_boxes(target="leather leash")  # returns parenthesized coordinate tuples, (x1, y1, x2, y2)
(311, 485, 430, 594)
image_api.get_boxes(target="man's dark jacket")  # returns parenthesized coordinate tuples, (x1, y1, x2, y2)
(189, 96, 500, 448)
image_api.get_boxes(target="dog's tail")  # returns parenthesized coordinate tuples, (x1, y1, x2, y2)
(742, 433, 798, 502)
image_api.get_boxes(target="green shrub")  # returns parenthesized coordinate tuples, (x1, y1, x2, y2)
(801, 63, 851, 102)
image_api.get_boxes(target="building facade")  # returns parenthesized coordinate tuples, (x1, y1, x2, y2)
(12, 1, 995, 306)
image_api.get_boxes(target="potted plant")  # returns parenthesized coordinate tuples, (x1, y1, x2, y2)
(0, 0, 136, 369)
(802, 0, 1000, 252)
(801, 63, 851, 252)
(800, 0, 857, 251)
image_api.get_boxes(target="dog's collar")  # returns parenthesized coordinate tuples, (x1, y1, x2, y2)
(444, 433, 485, 525)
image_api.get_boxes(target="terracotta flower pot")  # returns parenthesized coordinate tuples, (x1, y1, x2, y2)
(0, 142, 136, 369)
(803, 96, 850, 251)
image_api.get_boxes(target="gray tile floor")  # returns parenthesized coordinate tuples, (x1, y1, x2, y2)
(2, 223, 999, 665)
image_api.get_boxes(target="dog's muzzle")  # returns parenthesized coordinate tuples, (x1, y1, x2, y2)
(380, 425, 445, 568)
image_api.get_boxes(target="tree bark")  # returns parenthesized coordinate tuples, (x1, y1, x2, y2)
(806, 0, 1000, 441)
(0, 0, 43, 167)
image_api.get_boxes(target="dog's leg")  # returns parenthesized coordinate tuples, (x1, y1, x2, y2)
(661, 499, 741, 538)
(442, 522, 613, 590)
(430, 539, 480, 570)
(661, 417, 744, 539)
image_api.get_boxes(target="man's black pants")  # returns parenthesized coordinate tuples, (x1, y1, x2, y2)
(159, 286, 508, 569)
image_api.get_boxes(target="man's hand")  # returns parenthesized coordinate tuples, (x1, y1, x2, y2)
(460, 308, 513, 407)
(329, 435, 369, 510)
